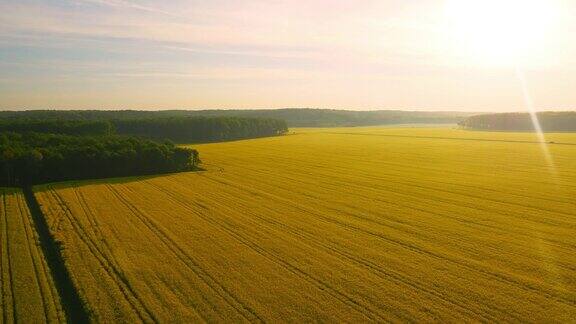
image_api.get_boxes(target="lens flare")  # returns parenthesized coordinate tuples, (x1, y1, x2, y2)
(514, 68, 567, 292)
(514, 68, 558, 178)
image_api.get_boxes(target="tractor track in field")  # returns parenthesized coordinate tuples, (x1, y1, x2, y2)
(15, 193, 50, 323)
(30, 201, 66, 323)
(195, 173, 576, 309)
(170, 176, 510, 322)
(69, 187, 161, 323)
(73, 188, 139, 281)
(74, 186, 215, 323)
(106, 184, 262, 323)
(148, 178, 496, 322)
(144, 179, 395, 322)
(21, 192, 66, 324)
(256, 143, 576, 190)
(1, 193, 17, 324)
(43, 187, 153, 323)
(241, 156, 576, 221)
(22, 187, 90, 323)
(228, 165, 576, 250)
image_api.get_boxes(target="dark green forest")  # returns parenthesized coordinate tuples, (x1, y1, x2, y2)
(459, 112, 576, 132)
(0, 115, 288, 142)
(113, 117, 287, 142)
(0, 133, 199, 186)
(0, 109, 472, 127)
(0, 120, 114, 136)
(0, 114, 288, 186)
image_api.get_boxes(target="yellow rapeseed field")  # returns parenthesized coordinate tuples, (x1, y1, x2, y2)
(0, 188, 64, 323)
(35, 127, 576, 322)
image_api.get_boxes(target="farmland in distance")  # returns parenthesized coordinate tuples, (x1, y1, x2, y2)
(0, 188, 64, 323)
(35, 127, 576, 322)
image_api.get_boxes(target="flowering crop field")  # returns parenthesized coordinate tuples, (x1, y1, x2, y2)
(0, 188, 64, 323)
(35, 127, 576, 322)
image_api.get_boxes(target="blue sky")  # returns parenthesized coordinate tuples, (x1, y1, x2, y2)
(1, 0, 575, 110)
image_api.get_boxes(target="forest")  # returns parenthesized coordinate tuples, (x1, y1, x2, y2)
(0, 109, 472, 127)
(0, 115, 288, 142)
(0, 132, 200, 186)
(113, 117, 288, 142)
(0, 115, 287, 186)
(0, 119, 114, 136)
(459, 112, 576, 131)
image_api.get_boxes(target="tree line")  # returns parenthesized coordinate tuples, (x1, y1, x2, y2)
(458, 112, 576, 132)
(0, 120, 113, 136)
(0, 132, 200, 186)
(0, 109, 472, 128)
(0, 114, 288, 186)
(113, 117, 288, 142)
(0, 115, 288, 142)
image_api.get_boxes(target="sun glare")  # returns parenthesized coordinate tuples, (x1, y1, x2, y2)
(445, 0, 561, 66)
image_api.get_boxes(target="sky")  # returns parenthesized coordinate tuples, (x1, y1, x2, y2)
(0, 0, 575, 111)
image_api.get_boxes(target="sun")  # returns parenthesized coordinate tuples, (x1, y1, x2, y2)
(444, 0, 561, 66)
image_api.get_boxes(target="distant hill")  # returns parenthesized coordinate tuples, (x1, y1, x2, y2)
(0, 109, 476, 127)
(459, 112, 576, 132)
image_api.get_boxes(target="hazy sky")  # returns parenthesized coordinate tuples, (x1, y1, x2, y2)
(1, 0, 575, 111)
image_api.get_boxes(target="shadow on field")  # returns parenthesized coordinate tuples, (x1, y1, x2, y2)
(23, 187, 91, 323)
(32, 167, 206, 192)
(19, 167, 210, 322)
(177, 133, 287, 145)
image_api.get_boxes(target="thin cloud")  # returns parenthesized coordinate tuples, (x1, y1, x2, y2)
(162, 45, 317, 60)
(72, 0, 185, 19)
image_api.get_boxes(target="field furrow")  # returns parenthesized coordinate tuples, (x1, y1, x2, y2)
(0, 188, 65, 323)
(145, 177, 495, 321)
(106, 184, 262, 322)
